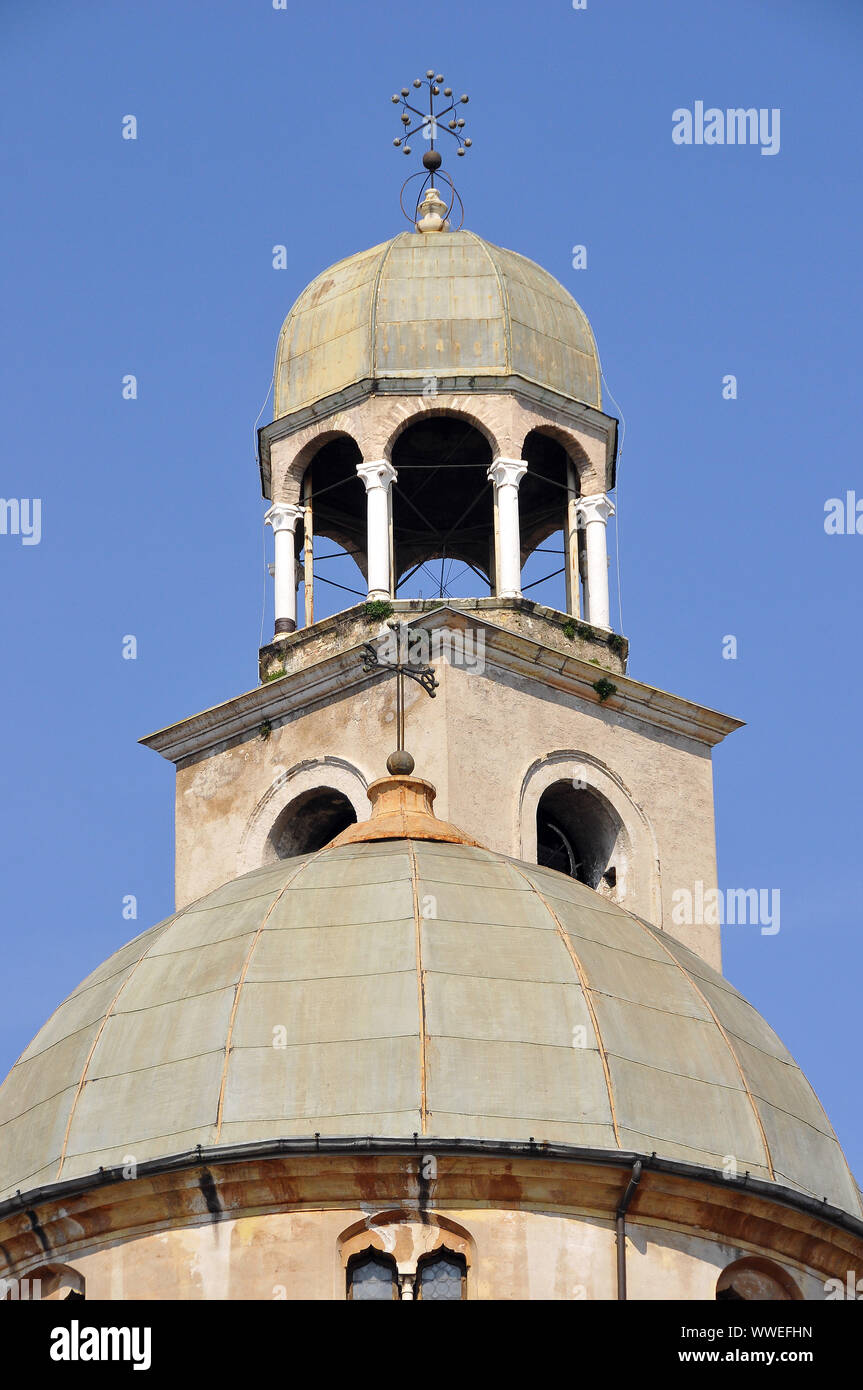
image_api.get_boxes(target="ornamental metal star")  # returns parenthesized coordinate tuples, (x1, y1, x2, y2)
(391, 70, 472, 167)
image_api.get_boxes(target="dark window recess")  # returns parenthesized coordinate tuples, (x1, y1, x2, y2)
(536, 781, 619, 888)
(269, 787, 357, 859)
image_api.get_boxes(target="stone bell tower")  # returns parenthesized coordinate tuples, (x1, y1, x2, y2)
(143, 159, 740, 973)
(6, 82, 860, 1309)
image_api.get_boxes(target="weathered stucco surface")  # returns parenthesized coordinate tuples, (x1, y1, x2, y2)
(50, 1209, 831, 1301)
(1, 1154, 853, 1301)
(160, 607, 732, 969)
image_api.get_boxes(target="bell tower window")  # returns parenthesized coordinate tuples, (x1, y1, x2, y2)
(268, 787, 357, 859)
(390, 417, 494, 600)
(536, 780, 620, 890)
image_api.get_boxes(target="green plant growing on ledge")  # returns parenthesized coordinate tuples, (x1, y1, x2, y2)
(607, 633, 627, 657)
(592, 678, 617, 703)
(259, 720, 272, 740)
(363, 599, 394, 621)
(263, 667, 285, 683)
(563, 619, 593, 642)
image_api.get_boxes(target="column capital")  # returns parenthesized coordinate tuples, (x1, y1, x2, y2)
(356, 459, 397, 492)
(575, 492, 615, 527)
(488, 457, 527, 489)
(264, 502, 303, 533)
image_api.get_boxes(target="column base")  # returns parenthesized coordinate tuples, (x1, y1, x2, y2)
(274, 618, 297, 635)
(366, 589, 391, 602)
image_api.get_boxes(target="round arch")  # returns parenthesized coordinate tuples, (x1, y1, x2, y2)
(519, 751, 662, 924)
(381, 401, 501, 462)
(338, 1209, 475, 1298)
(716, 1257, 803, 1301)
(518, 422, 592, 481)
(238, 757, 369, 875)
(388, 415, 495, 595)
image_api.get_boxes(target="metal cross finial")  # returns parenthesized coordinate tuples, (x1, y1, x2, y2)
(361, 620, 438, 775)
(391, 72, 471, 164)
(392, 72, 471, 229)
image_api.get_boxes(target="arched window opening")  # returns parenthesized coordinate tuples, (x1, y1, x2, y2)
(416, 1249, 467, 1301)
(391, 418, 493, 600)
(519, 432, 579, 615)
(268, 787, 357, 859)
(716, 1259, 801, 1301)
(536, 781, 620, 890)
(347, 1250, 399, 1301)
(2, 1263, 85, 1301)
(295, 438, 368, 625)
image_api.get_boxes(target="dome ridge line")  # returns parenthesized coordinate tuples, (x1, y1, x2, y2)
(623, 916, 777, 1182)
(792, 1061, 863, 1216)
(213, 846, 331, 1142)
(368, 235, 400, 389)
(504, 860, 621, 1146)
(467, 230, 512, 376)
(55, 914, 179, 1181)
(10, 917, 174, 1076)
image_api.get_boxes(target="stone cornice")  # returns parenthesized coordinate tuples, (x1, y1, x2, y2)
(140, 603, 743, 767)
(0, 1140, 858, 1282)
(258, 376, 619, 498)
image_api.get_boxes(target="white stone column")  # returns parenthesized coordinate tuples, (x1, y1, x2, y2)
(488, 457, 527, 598)
(576, 493, 615, 629)
(357, 460, 397, 600)
(264, 502, 303, 635)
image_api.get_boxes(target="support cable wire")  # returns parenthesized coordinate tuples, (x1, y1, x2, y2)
(253, 372, 275, 655)
(598, 360, 626, 638)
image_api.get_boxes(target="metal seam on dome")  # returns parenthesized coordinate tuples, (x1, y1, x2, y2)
(782, 1055, 863, 1216)
(406, 841, 429, 1135)
(624, 920, 777, 1182)
(54, 913, 181, 1180)
(467, 231, 512, 376)
(213, 848, 332, 1141)
(482, 238, 601, 407)
(274, 241, 389, 417)
(368, 235, 400, 392)
(505, 862, 621, 1146)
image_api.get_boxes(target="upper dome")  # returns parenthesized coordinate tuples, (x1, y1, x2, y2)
(0, 776, 857, 1216)
(273, 230, 602, 418)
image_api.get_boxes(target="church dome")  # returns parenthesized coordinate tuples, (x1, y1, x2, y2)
(0, 777, 857, 1217)
(273, 230, 602, 418)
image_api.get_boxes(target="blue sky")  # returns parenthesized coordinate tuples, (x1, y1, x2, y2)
(2, 0, 861, 1181)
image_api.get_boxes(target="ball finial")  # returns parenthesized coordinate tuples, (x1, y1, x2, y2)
(387, 749, 415, 776)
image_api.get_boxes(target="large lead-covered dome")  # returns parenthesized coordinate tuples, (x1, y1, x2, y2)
(0, 777, 857, 1215)
(273, 230, 602, 417)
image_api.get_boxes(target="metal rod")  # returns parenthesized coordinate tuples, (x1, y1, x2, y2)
(522, 566, 566, 593)
(395, 559, 427, 592)
(313, 574, 365, 597)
